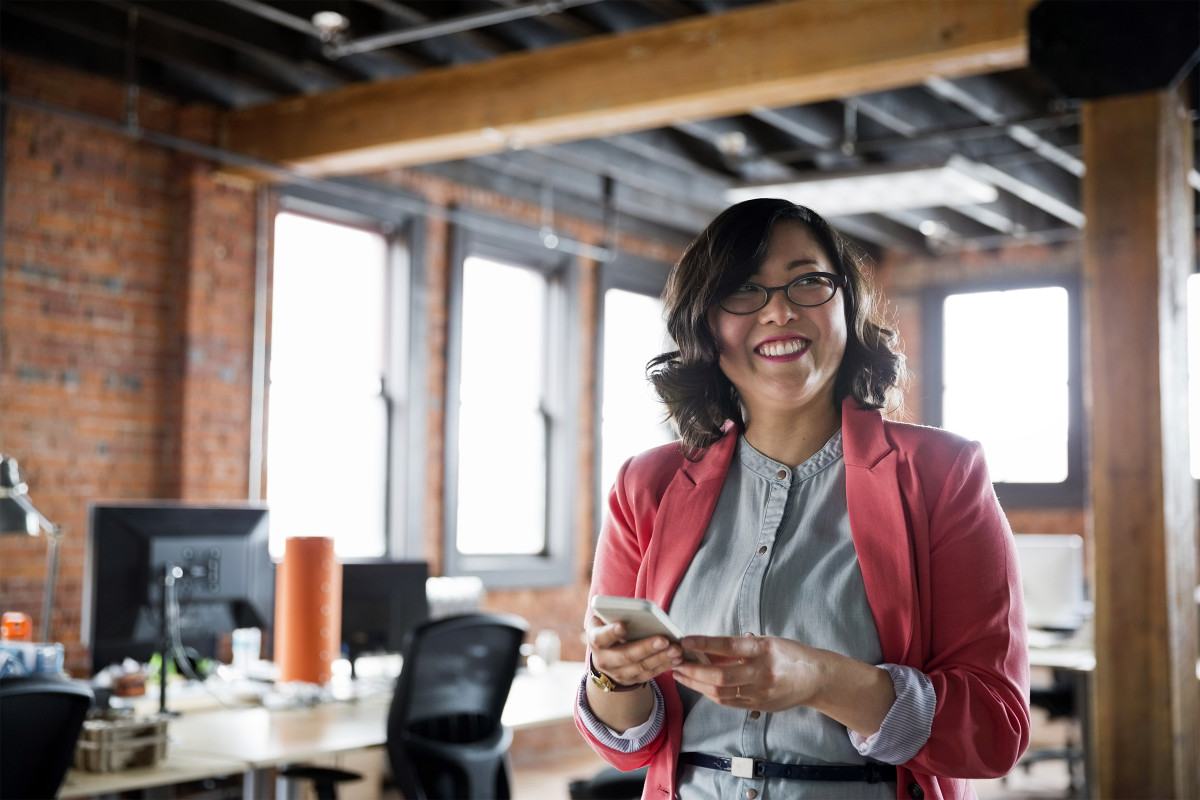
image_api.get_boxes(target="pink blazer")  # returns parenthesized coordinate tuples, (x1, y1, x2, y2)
(576, 397, 1030, 800)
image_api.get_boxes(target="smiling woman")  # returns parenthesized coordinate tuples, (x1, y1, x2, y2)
(576, 199, 1031, 800)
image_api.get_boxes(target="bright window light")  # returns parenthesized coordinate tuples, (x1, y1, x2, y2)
(267, 212, 390, 558)
(456, 256, 547, 555)
(942, 287, 1070, 483)
(600, 288, 675, 504)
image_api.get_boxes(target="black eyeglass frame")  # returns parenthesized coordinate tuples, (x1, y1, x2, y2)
(716, 272, 848, 315)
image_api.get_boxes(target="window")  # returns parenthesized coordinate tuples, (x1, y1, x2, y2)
(924, 280, 1083, 506)
(597, 266, 675, 525)
(444, 235, 576, 587)
(265, 200, 422, 559)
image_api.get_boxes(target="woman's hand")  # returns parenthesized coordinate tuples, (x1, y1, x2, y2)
(672, 634, 823, 712)
(586, 615, 684, 688)
(673, 634, 896, 737)
(583, 614, 685, 734)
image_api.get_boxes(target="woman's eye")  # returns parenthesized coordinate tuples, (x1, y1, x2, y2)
(732, 284, 758, 294)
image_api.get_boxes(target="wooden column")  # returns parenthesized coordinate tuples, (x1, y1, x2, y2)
(1082, 86, 1198, 798)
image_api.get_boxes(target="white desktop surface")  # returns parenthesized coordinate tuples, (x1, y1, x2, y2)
(1027, 642, 1096, 672)
(504, 660, 583, 730)
(59, 751, 249, 798)
(60, 661, 584, 798)
(170, 697, 391, 768)
(1027, 640, 1200, 679)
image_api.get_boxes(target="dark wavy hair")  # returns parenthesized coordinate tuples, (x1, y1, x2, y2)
(648, 198, 906, 455)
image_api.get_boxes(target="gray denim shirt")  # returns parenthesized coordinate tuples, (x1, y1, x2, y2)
(669, 432, 912, 799)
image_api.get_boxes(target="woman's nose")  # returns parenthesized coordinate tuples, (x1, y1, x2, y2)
(758, 287, 798, 323)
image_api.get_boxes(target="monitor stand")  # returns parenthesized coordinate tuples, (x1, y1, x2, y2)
(158, 564, 185, 717)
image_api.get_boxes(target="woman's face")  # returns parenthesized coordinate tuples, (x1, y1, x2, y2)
(709, 219, 847, 419)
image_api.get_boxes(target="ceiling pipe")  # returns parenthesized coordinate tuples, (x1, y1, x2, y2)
(224, 0, 603, 59)
(219, 0, 322, 36)
(326, 0, 604, 58)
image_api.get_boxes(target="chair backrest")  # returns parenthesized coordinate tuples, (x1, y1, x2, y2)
(386, 612, 527, 800)
(0, 675, 94, 800)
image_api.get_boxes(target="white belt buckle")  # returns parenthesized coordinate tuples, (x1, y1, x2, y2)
(731, 757, 756, 779)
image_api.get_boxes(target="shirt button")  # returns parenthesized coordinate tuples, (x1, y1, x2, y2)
(907, 782, 925, 799)
(749, 710, 761, 719)
(747, 791, 758, 800)
(757, 545, 768, 555)
(775, 469, 786, 480)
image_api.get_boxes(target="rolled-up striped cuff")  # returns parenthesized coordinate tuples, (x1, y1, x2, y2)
(576, 674, 665, 753)
(848, 663, 935, 764)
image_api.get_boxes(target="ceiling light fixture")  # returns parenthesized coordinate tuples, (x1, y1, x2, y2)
(725, 155, 999, 217)
(312, 11, 350, 42)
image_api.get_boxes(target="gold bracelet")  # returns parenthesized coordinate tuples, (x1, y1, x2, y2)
(587, 654, 648, 693)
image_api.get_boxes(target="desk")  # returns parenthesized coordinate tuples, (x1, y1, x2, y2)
(59, 661, 585, 799)
(59, 752, 248, 799)
(1026, 643, 1200, 799)
(1027, 643, 1095, 796)
(1027, 644, 1094, 672)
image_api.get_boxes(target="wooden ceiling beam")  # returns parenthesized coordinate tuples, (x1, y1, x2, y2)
(219, 0, 1036, 176)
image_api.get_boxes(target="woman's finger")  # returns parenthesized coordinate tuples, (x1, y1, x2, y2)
(682, 634, 764, 660)
(588, 622, 684, 680)
(586, 617, 629, 648)
(673, 668, 747, 706)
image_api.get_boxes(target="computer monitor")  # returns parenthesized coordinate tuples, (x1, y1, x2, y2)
(83, 502, 274, 677)
(340, 560, 429, 668)
(1014, 533, 1089, 632)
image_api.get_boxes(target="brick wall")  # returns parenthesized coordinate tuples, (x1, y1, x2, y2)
(0, 53, 672, 674)
(2, 58, 237, 670)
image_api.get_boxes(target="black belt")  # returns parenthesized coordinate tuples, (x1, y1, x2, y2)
(680, 752, 897, 783)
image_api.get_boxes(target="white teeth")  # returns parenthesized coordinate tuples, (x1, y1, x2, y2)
(758, 339, 805, 357)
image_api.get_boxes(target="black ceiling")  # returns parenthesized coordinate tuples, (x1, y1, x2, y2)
(2, 0, 1197, 255)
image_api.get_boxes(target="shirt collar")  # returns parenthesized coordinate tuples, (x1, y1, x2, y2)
(736, 429, 843, 484)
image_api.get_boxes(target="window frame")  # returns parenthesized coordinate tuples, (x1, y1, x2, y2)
(442, 227, 579, 588)
(264, 186, 428, 559)
(593, 255, 673, 537)
(921, 275, 1085, 508)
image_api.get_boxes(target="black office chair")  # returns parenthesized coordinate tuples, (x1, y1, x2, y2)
(568, 765, 648, 799)
(386, 612, 528, 800)
(282, 612, 528, 800)
(0, 674, 95, 800)
(1017, 668, 1085, 793)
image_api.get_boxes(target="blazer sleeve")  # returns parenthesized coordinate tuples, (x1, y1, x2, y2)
(573, 455, 671, 770)
(904, 440, 1031, 779)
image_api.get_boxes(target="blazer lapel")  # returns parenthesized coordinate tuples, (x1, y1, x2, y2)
(842, 398, 919, 666)
(639, 424, 737, 611)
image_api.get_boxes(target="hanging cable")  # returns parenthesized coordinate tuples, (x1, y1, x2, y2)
(0, 90, 617, 263)
(123, 6, 140, 136)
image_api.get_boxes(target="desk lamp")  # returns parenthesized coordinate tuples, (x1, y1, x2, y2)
(0, 454, 63, 642)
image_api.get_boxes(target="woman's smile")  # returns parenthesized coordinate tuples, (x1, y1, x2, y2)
(755, 335, 810, 360)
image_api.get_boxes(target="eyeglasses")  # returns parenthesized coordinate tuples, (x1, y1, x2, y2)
(717, 272, 847, 315)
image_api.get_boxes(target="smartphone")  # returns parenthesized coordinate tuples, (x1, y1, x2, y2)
(591, 595, 709, 663)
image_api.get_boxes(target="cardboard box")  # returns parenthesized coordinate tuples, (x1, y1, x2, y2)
(74, 716, 169, 773)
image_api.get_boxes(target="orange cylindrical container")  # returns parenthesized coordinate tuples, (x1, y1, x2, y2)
(1, 611, 32, 641)
(274, 537, 342, 685)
